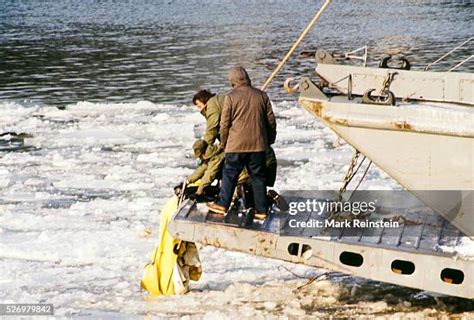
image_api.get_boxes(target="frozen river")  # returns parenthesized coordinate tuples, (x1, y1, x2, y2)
(1, 100, 473, 317)
(1, 0, 473, 317)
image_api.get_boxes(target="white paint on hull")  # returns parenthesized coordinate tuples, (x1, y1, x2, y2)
(316, 64, 474, 105)
(300, 98, 474, 235)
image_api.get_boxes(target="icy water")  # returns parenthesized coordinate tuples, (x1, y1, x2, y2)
(1, 0, 473, 106)
(1, 0, 474, 318)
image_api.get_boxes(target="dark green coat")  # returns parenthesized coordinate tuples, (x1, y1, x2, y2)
(200, 94, 225, 146)
(187, 144, 224, 195)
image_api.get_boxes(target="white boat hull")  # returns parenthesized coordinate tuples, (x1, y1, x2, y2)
(299, 97, 474, 236)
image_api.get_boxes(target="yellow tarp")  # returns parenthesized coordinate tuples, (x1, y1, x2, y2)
(141, 196, 180, 295)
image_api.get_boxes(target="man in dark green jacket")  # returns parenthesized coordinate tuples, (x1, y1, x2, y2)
(193, 90, 226, 146)
(187, 139, 224, 197)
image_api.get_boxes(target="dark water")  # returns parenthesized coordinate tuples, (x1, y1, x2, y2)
(0, 0, 473, 106)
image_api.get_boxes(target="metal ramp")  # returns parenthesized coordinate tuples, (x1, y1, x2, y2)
(168, 198, 473, 299)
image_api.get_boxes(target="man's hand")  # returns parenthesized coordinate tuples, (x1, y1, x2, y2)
(173, 183, 183, 196)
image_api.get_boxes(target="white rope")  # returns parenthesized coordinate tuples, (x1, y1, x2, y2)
(448, 54, 474, 72)
(424, 37, 473, 71)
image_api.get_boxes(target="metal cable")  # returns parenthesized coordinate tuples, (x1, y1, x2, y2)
(424, 37, 473, 71)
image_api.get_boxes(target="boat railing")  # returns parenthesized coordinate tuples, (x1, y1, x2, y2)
(424, 37, 473, 71)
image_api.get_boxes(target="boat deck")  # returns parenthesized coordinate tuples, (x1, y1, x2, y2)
(169, 199, 473, 299)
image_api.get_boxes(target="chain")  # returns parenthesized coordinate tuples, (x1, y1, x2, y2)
(380, 72, 397, 95)
(336, 150, 360, 202)
(347, 160, 372, 201)
(324, 149, 367, 227)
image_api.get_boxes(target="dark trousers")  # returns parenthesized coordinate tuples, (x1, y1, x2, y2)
(217, 152, 267, 213)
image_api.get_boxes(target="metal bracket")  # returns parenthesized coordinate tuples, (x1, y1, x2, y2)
(283, 78, 300, 94)
(299, 77, 328, 101)
(315, 49, 338, 64)
(379, 55, 411, 70)
(284, 77, 328, 101)
(333, 45, 368, 67)
(361, 72, 398, 106)
(316, 46, 368, 66)
(362, 89, 396, 106)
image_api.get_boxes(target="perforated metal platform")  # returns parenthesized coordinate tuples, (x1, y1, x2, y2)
(168, 199, 473, 299)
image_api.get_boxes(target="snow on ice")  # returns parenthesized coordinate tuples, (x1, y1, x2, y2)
(0, 101, 472, 318)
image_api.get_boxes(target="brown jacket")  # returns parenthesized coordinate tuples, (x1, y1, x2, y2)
(220, 67, 276, 153)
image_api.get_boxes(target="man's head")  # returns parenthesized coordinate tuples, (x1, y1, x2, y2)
(192, 139, 208, 160)
(228, 66, 251, 88)
(192, 89, 215, 111)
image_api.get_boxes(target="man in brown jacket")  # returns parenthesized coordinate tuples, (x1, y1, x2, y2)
(207, 66, 277, 218)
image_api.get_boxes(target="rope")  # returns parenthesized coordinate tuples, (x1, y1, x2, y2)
(449, 54, 474, 72)
(424, 37, 473, 71)
(295, 272, 334, 291)
(346, 160, 372, 202)
(260, 0, 333, 91)
(278, 265, 310, 279)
